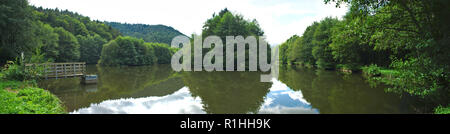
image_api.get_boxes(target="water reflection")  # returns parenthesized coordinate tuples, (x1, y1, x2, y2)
(182, 71, 271, 114)
(39, 64, 184, 112)
(279, 66, 415, 114)
(39, 65, 415, 114)
(72, 87, 204, 114)
(258, 78, 318, 114)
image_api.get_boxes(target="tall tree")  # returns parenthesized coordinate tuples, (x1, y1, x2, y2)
(0, 0, 35, 63)
(54, 27, 80, 62)
(312, 17, 339, 69)
(77, 34, 107, 64)
(32, 21, 59, 61)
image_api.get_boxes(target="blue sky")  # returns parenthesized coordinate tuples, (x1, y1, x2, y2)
(29, 0, 348, 45)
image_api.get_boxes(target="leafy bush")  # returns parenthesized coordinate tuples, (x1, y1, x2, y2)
(99, 36, 157, 66)
(434, 106, 450, 114)
(0, 87, 65, 114)
(1, 60, 43, 81)
(383, 58, 448, 97)
(362, 64, 381, 77)
(152, 43, 175, 64)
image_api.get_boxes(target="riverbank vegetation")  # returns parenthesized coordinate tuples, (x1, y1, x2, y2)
(1, 0, 448, 114)
(0, 0, 180, 113)
(99, 36, 176, 66)
(0, 61, 65, 114)
(280, 0, 449, 113)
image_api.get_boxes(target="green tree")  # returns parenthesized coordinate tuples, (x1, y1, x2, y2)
(279, 42, 290, 65)
(325, 0, 450, 109)
(77, 34, 107, 64)
(0, 0, 35, 63)
(99, 36, 157, 66)
(106, 22, 185, 44)
(54, 27, 80, 62)
(200, 9, 269, 70)
(152, 43, 174, 64)
(298, 22, 319, 66)
(312, 17, 339, 69)
(329, 13, 390, 70)
(31, 21, 59, 61)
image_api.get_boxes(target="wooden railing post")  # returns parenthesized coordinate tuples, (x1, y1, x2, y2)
(55, 64, 58, 79)
(44, 64, 47, 79)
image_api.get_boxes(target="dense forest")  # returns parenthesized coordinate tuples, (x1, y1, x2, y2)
(99, 36, 176, 66)
(0, 1, 121, 64)
(280, 0, 449, 110)
(106, 22, 186, 45)
(0, 0, 179, 65)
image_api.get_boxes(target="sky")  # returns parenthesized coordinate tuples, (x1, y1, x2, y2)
(29, 0, 348, 45)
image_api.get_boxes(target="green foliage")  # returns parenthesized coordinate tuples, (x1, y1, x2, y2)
(285, 35, 301, 64)
(32, 21, 60, 62)
(279, 42, 290, 65)
(1, 60, 43, 81)
(0, 86, 65, 114)
(27, 47, 49, 64)
(0, 0, 35, 63)
(152, 43, 175, 64)
(279, 1, 450, 111)
(383, 58, 447, 97)
(362, 64, 381, 77)
(99, 36, 157, 66)
(0, 80, 29, 90)
(34, 7, 120, 40)
(29, 7, 120, 63)
(324, 0, 450, 110)
(53, 27, 80, 62)
(200, 9, 270, 70)
(298, 22, 319, 66)
(106, 22, 186, 45)
(202, 9, 264, 38)
(434, 106, 450, 114)
(312, 17, 339, 69)
(280, 18, 339, 69)
(77, 34, 107, 64)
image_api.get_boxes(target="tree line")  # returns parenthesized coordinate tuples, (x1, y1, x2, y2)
(280, 0, 449, 109)
(0, 0, 176, 66)
(106, 22, 186, 45)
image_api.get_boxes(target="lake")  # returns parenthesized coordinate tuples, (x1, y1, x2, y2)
(38, 64, 417, 114)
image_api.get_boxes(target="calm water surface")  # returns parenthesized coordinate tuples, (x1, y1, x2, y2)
(38, 65, 416, 114)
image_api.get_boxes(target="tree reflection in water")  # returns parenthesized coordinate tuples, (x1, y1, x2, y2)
(182, 71, 272, 114)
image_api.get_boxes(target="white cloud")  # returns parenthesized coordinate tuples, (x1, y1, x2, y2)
(29, 0, 347, 46)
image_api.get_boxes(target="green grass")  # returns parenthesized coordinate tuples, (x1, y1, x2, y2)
(380, 69, 399, 76)
(434, 106, 450, 114)
(0, 80, 66, 114)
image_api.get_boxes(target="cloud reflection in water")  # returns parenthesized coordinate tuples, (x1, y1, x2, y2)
(72, 78, 318, 114)
(258, 78, 318, 114)
(72, 87, 205, 114)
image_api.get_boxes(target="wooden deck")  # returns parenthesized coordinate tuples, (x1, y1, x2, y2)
(25, 62, 86, 79)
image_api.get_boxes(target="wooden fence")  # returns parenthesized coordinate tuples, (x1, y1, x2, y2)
(25, 62, 86, 79)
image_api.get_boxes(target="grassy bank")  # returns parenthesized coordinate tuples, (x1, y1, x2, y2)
(0, 80, 66, 114)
